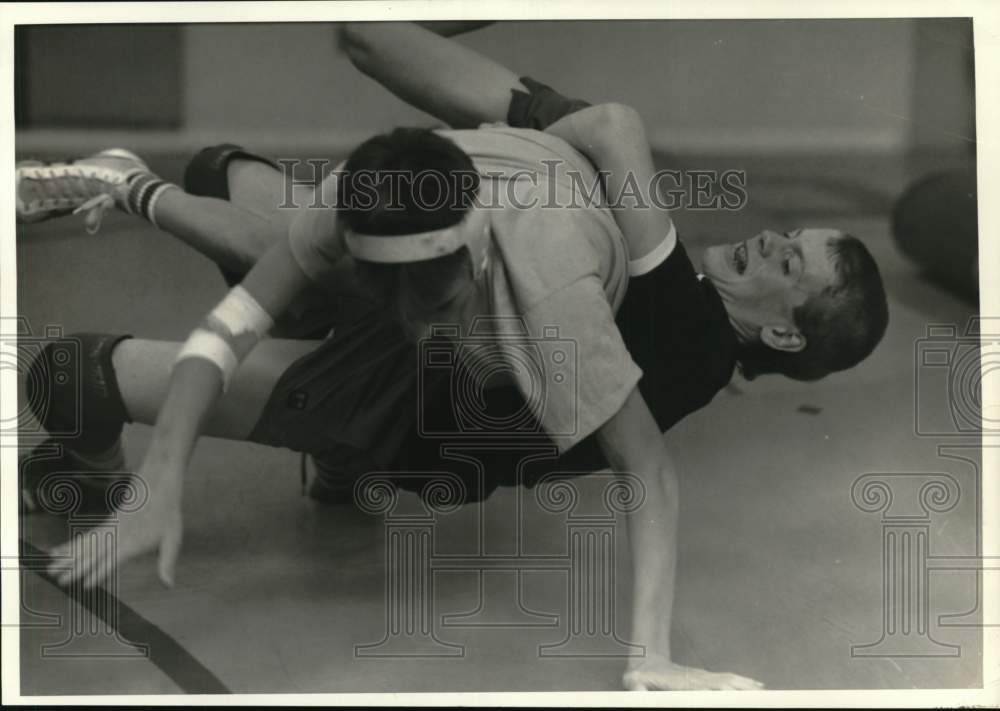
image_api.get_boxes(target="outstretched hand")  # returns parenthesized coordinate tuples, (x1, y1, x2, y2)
(623, 657, 764, 691)
(47, 458, 184, 590)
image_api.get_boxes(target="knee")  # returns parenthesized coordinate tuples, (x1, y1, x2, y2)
(183, 143, 245, 199)
(25, 337, 80, 435)
(589, 102, 644, 142)
(25, 333, 132, 436)
(184, 144, 281, 201)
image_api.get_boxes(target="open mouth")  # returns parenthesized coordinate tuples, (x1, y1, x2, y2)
(733, 241, 748, 274)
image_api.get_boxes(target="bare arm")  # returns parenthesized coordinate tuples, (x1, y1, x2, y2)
(545, 103, 673, 263)
(595, 386, 678, 670)
(597, 387, 763, 690)
(109, 203, 339, 586)
(150, 168, 343, 478)
(340, 22, 525, 129)
(144, 236, 317, 480)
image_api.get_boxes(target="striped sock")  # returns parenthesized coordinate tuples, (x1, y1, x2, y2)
(124, 173, 178, 228)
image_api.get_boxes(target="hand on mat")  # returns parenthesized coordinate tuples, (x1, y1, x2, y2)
(47, 460, 184, 590)
(623, 657, 764, 691)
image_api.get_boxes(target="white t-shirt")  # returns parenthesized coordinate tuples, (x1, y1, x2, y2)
(288, 126, 642, 453)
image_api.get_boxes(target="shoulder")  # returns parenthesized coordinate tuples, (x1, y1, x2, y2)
(287, 173, 344, 284)
(628, 222, 678, 278)
(624, 234, 700, 305)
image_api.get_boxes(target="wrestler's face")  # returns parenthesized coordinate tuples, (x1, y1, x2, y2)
(395, 210, 493, 342)
(701, 228, 841, 352)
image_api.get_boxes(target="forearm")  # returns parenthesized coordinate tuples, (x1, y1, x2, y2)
(340, 22, 523, 128)
(154, 188, 280, 274)
(144, 359, 224, 471)
(596, 388, 681, 666)
(625, 461, 679, 667)
(546, 104, 673, 261)
(148, 236, 308, 474)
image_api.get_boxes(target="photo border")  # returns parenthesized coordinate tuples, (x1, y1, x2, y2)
(2, 1, 997, 707)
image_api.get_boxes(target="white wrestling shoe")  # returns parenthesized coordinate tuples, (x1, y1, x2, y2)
(16, 148, 149, 234)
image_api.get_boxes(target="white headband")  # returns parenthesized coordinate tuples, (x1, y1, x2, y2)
(345, 223, 467, 263)
(344, 207, 492, 275)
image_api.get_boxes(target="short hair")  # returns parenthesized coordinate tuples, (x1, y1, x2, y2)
(338, 128, 481, 328)
(339, 127, 479, 235)
(737, 233, 889, 381)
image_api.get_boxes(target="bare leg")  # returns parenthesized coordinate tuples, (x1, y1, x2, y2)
(128, 158, 318, 275)
(226, 159, 316, 225)
(112, 337, 321, 441)
(152, 189, 280, 274)
(341, 22, 525, 129)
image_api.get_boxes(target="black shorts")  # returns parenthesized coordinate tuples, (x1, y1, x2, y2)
(243, 298, 583, 504)
(246, 300, 444, 470)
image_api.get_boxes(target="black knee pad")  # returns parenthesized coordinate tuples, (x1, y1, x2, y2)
(184, 144, 281, 286)
(183, 143, 280, 200)
(507, 76, 592, 131)
(25, 333, 132, 453)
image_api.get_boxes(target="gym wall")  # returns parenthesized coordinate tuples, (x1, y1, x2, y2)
(15, 19, 975, 160)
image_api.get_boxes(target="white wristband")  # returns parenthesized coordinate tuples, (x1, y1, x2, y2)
(212, 285, 274, 339)
(175, 329, 239, 392)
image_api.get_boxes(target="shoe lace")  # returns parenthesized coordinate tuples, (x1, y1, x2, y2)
(73, 194, 116, 234)
(30, 165, 121, 234)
